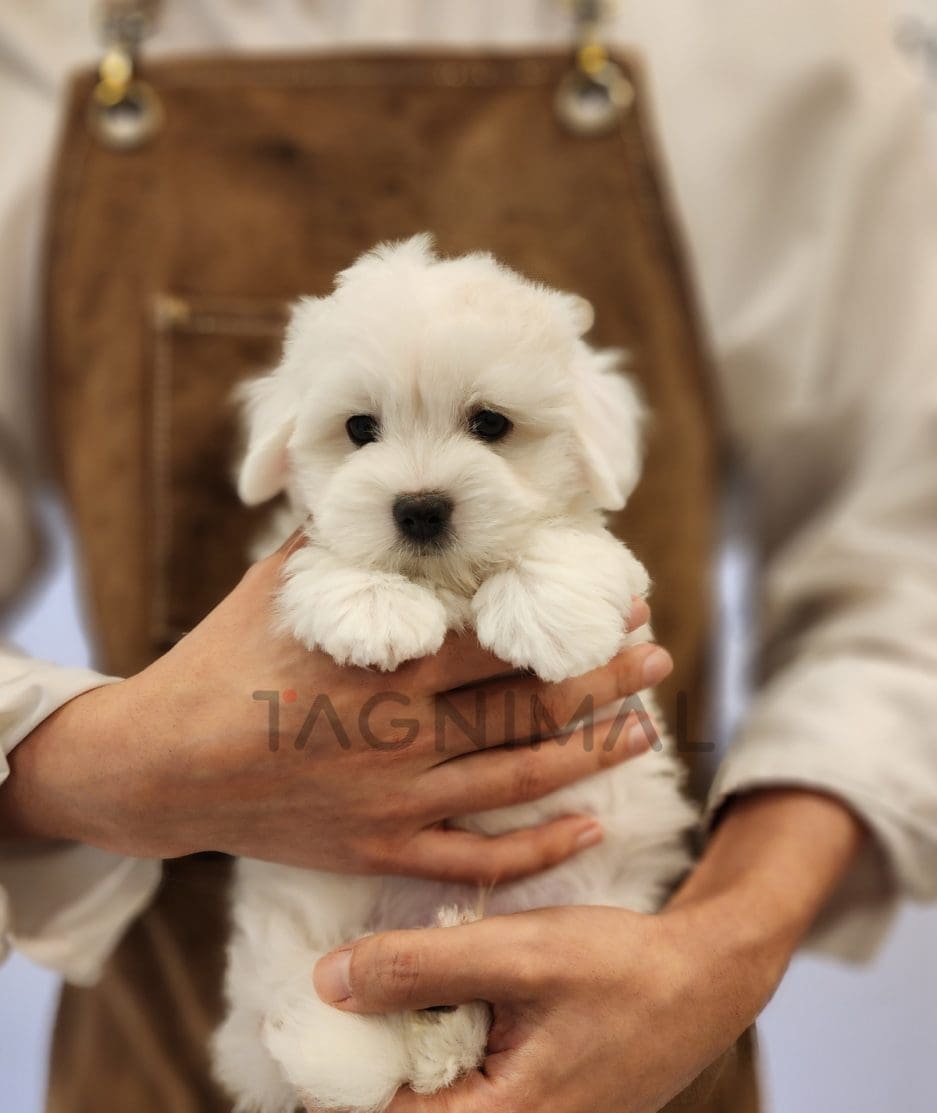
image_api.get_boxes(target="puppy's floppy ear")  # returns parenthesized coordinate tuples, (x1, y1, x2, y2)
(572, 350, 647, 512)
(236, 370, 296, 506)
(235, 297, 322, 505)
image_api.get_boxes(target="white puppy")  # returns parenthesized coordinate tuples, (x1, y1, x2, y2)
(213, 236, 698, 1113)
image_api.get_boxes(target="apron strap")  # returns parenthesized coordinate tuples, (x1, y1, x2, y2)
(89, 0, 162, 149)
(86, 0, 632, 146)
(557, 0, 634, 135)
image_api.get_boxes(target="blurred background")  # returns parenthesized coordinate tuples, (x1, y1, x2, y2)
(3, 3, 937, 1111)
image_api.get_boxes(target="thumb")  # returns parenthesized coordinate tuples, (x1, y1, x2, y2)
(242, 526, 305, 592)
(313, 915, 536, 1014)
(272, 526, 306, 560)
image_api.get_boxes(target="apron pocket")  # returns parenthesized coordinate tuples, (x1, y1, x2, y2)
(149, 293, 289, 646)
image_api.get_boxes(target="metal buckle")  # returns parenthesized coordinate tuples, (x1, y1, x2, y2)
(556, 0, 633, 136)
(88, 2, 162, 150)
(88, 73, 162, 151)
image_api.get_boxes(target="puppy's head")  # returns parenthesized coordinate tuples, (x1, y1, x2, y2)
(237, 235, 644, 590)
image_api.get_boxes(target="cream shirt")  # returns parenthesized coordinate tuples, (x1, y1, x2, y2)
(2, 0, 937, 985)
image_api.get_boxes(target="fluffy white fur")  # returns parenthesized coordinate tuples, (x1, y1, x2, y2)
(213, 236, 698, 1113)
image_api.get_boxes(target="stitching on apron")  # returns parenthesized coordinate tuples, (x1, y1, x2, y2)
(150, 295, 288, 642)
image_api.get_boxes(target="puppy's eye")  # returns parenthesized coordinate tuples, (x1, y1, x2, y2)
(468, 409, 512, 443)
(346, 414, 379, 446)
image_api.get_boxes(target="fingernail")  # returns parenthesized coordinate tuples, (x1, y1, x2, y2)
(628, 723, 651, 754)
(641, 647, 672, 687)
(575, 822, 603, 849)
(629, 597, 650, 629)
(313, 949, 352, 1004)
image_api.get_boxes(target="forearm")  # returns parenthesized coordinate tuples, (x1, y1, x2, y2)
(666, 788, 865, 989)
(0, 680, 166, 985)
(0, 684, 125, 845)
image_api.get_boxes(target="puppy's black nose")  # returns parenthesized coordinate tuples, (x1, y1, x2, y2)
(393, 492, 453, 545)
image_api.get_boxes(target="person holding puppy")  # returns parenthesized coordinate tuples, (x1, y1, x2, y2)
(2, 3, 937, 1113)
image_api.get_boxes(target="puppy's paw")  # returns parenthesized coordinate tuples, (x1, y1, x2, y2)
(213, 1004, 298, 1113)
(473, 535, 646, 682)
(279, 550, 448, 670)
(404, 905, 489, 1094)
(263, 983, 411, 1113)
(405, 1002, 490, 1094)
(473, 570, 624, 682)
(318, 581, 447, 672)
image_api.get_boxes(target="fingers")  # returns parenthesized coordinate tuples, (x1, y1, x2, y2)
(313, 916, 535, 1013)
(428, 711, 653, 819)
(406, 596, 652, 697)
(432, 640, 671, 757)
(385, 1071, 493, 1112)
(399, 813, 604, 885)
(403, 634, 522, 692)
(258, 527, 306, 569)
(239, 528, 306, 595)
(273, 527, 306, 558)
(628, 596, 651, 631)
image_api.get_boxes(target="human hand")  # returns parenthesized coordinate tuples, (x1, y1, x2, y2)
(1, 535, 669, 882)
(311, 790, 863, 1112)
(311, 904, 761, 1113)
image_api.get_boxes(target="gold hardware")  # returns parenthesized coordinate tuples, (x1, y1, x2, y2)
(88, 76, 162, 151)
(89, 1, 162, 150)
(578, 40, 609, 77)
(556, 0, 634, 136)
(94, 47, 133, 106)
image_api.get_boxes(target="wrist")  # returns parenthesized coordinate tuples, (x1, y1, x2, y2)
(0, 681, 132, 846)
(664, 788, 864, 992)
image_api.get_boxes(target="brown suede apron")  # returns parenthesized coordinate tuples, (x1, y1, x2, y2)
(41, 14, 758, 1113)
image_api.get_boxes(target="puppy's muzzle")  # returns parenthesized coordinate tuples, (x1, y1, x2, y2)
(393, 492, 453, 548)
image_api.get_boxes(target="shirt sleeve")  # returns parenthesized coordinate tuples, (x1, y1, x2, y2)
(677, 7, 937, 960)
(0, 13, 161, 985)
(0, 496, 163, 986)
(0, 645, 162, 985)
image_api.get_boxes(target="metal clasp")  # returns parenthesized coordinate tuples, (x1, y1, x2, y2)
(556, 0, 634, 136)
(88, 1, 162, 150)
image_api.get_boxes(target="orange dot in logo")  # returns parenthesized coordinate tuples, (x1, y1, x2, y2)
(283, 689, 297, 704)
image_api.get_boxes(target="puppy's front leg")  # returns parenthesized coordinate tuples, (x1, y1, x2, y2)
(472, 529, 649, 682)
(278, 544, 448, 671)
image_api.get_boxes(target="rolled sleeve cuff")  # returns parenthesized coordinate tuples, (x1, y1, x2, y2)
(0, 844, 161, 984)
(1, 652, 162, 983)
(706, 709, 937, 962)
